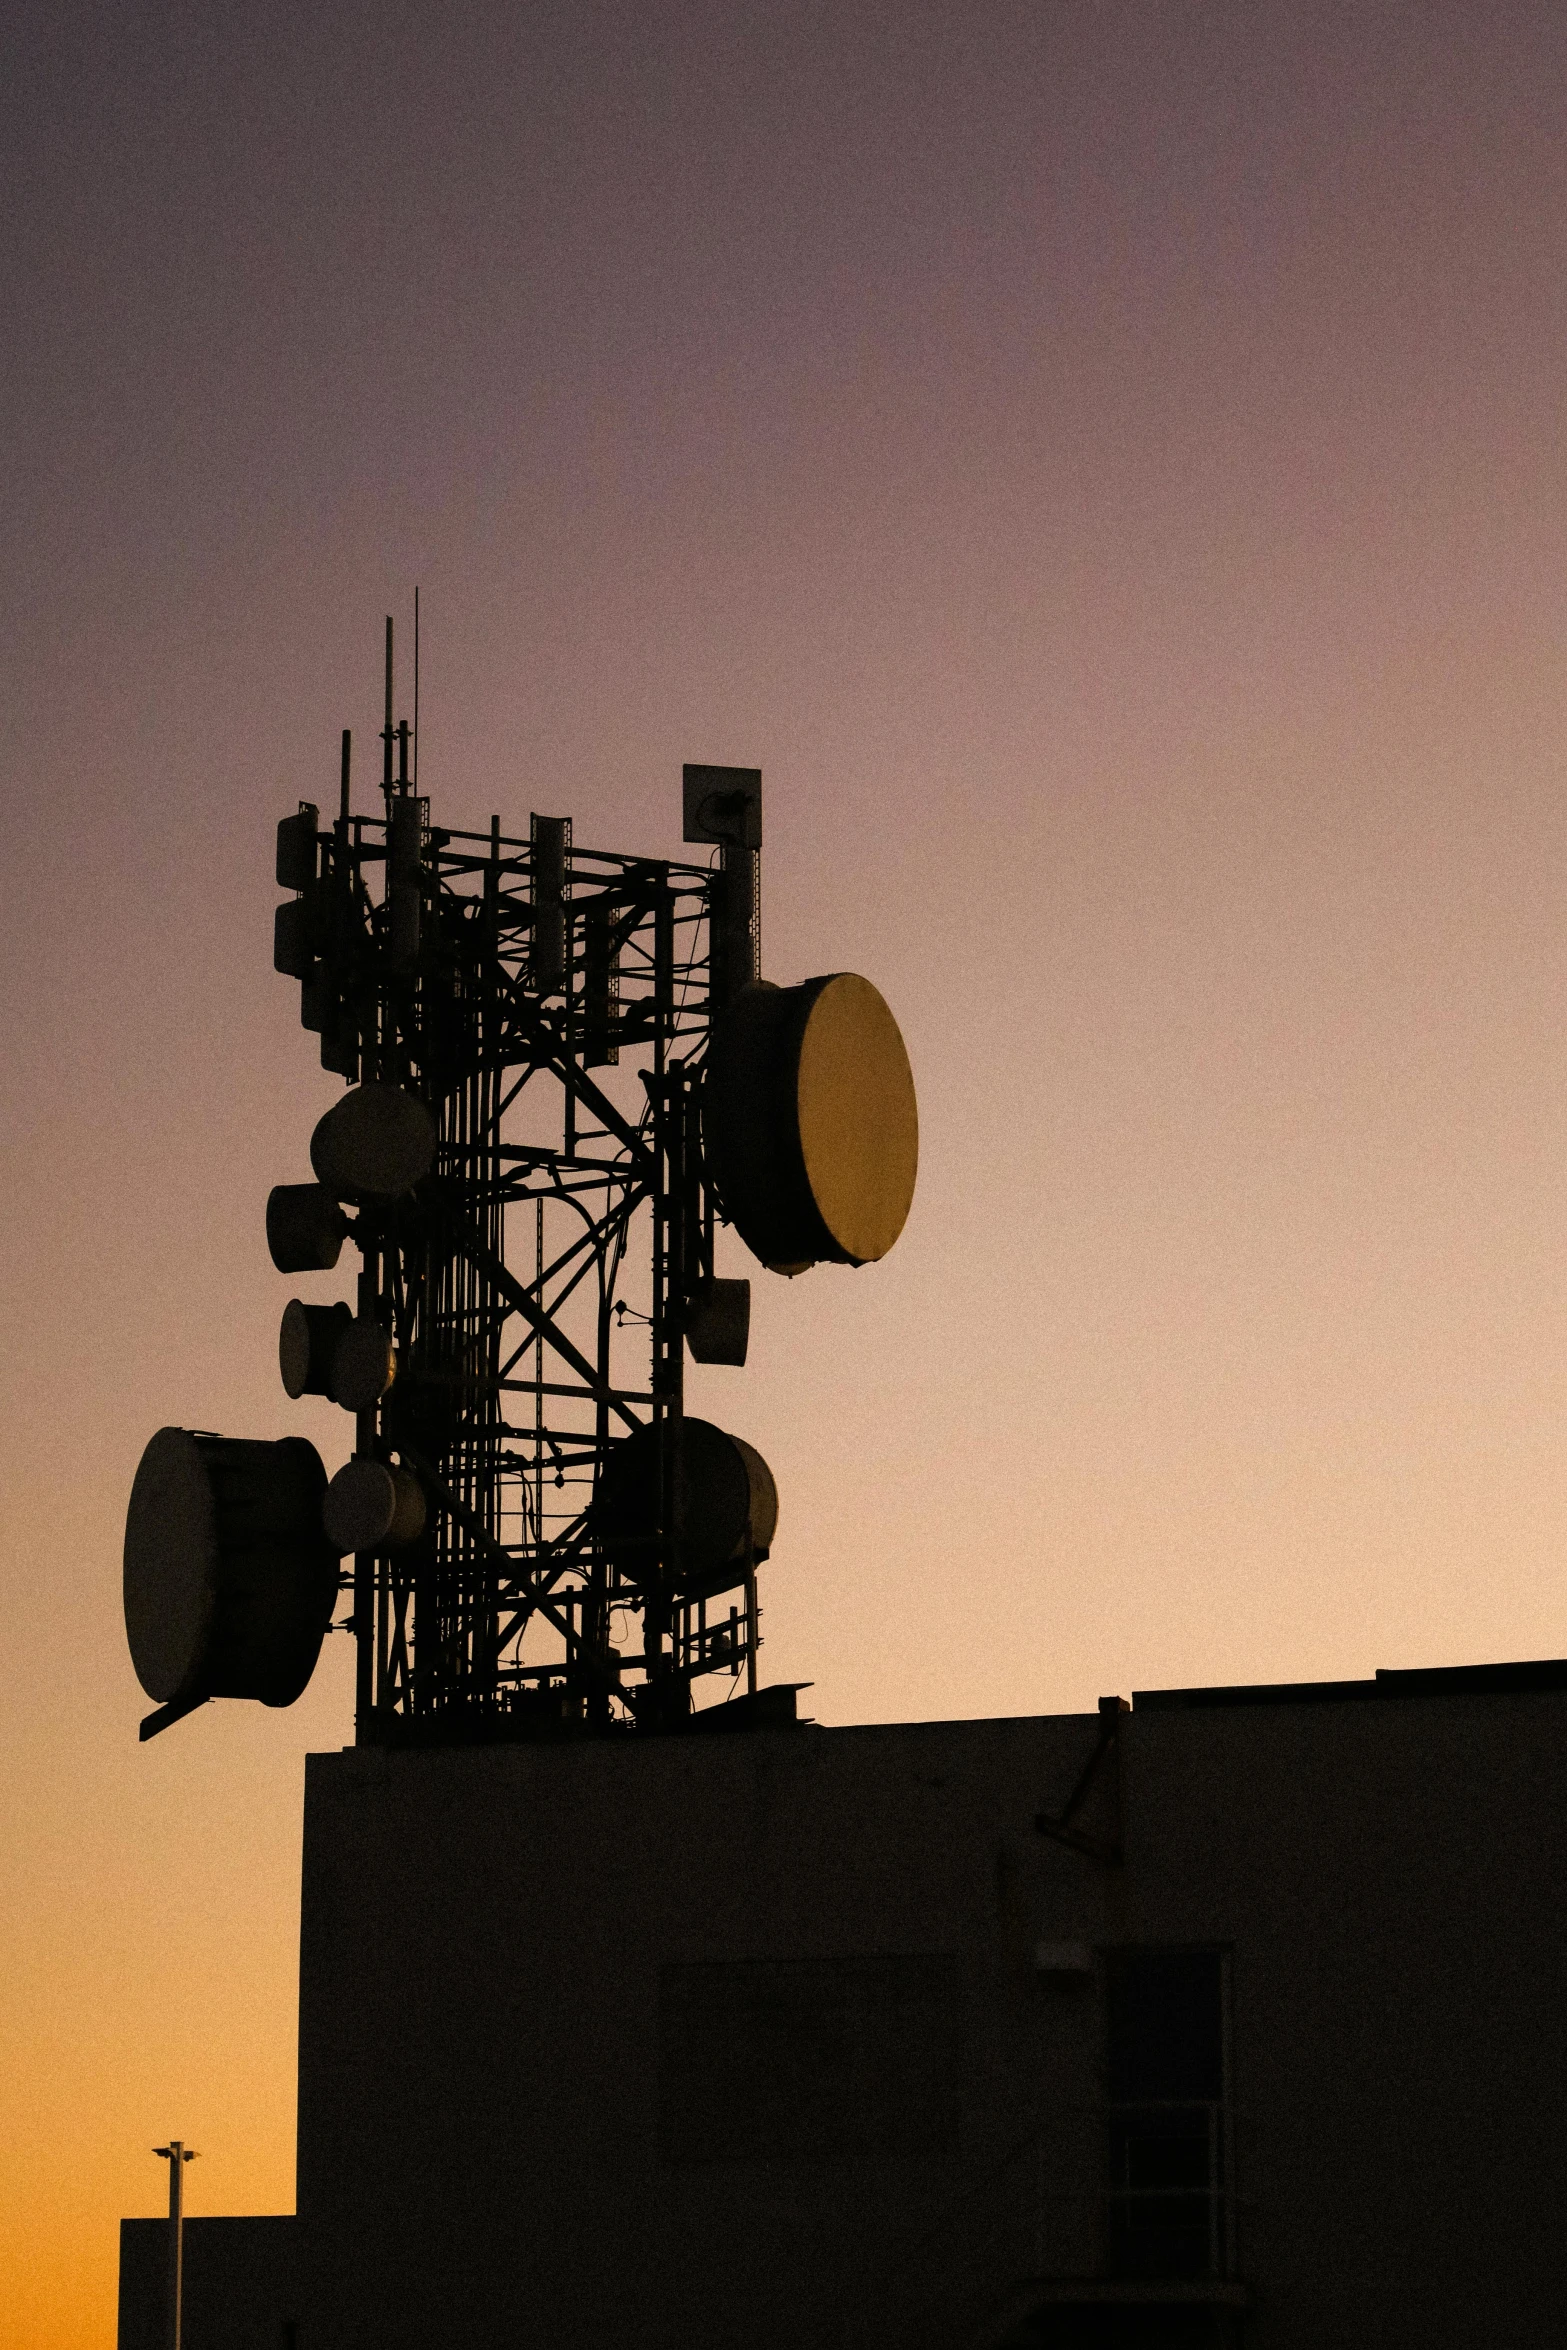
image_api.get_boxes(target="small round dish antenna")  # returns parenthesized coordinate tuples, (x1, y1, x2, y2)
(310, 1084, 437, 1201)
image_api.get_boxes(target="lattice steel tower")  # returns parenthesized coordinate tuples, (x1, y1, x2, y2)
(123, 625, 917, 1745)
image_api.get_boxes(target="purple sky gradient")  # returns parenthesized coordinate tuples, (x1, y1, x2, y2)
(7, 3, 1567, 2336)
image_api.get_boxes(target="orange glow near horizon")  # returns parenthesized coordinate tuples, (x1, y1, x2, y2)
(9, 4, 1567, 2339)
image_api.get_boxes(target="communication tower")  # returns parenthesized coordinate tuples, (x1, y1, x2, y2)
(123, 624, 917, 1745)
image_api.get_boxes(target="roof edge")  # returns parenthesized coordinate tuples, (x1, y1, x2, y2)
(1135, 1657, 1567, 1711)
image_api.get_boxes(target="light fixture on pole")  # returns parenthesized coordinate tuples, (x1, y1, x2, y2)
(152, 2141, 197, 2350)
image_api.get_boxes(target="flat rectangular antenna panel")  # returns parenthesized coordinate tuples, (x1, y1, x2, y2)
(683, 765, 762, 850)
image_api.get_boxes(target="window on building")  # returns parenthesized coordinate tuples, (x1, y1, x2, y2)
(1105, 1949, 1230, 2280)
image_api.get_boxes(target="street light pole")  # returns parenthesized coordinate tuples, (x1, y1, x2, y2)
(152, 2142, 197, 2350)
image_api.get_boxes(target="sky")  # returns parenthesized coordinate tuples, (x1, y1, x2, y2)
(7, 0, 1567, 2338)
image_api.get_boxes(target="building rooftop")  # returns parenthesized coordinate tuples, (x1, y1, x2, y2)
(1135, 1655, 1567, 1709)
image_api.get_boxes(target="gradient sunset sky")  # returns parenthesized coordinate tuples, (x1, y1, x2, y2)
(8, 2, 1567, 2339)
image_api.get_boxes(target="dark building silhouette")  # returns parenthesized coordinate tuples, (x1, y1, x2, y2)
(119, 1657, 1567, 2347)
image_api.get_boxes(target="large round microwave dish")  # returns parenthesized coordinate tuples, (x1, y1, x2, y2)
(726, 1434, 779, 1556)
(124, 1428, 219, 1703)
(795, 973, 918, 1264)
(703, 974, 917, 1270)
(123, 1428, 337, 1708)
(594, 1417, 778, 1599)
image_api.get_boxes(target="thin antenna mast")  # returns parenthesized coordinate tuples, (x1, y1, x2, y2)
(413, 586, 420, 792)
(382, 618, 394, 805)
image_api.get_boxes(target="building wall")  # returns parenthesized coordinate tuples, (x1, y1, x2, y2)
(117, 2214, 298, 2350)
(1123, 1687, 1567, 2346)
(295, 1715, 1114, 2350)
